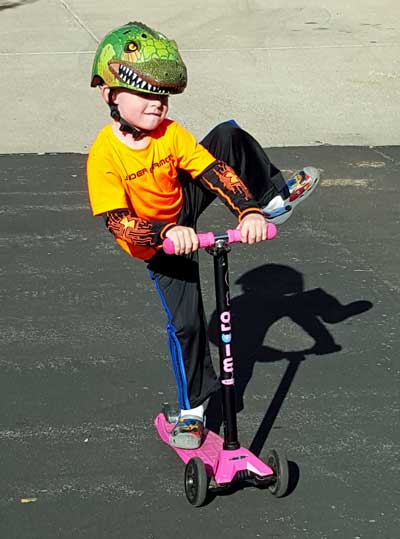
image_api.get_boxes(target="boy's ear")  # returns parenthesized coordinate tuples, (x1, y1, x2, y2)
(100, 85, 112, 104)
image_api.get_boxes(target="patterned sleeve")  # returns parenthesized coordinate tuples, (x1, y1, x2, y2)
(104, 209, 176, 247)
(198, 160, 263, 221)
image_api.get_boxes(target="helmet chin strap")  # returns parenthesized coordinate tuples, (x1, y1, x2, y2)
(108, 89, 149, 140)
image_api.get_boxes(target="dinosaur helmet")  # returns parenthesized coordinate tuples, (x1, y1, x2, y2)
(91, 21, 187, 95)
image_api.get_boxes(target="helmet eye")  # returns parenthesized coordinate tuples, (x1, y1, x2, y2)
(125, 41, 138, 52)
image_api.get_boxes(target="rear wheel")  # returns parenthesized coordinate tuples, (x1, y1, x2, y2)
(184, 458, 209, 507)
(266, 449, 289, 498)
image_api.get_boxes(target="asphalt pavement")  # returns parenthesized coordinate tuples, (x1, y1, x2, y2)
(0, 145, 399, 538)
(0, 1, 399, 538)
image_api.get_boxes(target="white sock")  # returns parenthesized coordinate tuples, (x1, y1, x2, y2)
(262, 194, 285, 212)
(180, 405, 204, 421)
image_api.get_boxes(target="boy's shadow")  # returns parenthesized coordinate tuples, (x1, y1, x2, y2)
(206, 263, 372, 466)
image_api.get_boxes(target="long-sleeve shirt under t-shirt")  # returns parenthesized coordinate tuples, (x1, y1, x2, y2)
(87, 119, 261, 260)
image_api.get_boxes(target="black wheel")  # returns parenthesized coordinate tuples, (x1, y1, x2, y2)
(266, 449, 289, 498)
(184, 458, 209, 507)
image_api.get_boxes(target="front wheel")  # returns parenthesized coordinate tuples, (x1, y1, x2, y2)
(184, 458, 209, 507)
(266, 449, 289, 498)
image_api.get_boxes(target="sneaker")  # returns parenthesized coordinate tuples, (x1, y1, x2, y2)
(263, 166, 320, 225)
(169, 416, 204, 450)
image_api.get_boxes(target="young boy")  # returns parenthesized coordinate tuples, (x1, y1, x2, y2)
(87, 22, 319, 449)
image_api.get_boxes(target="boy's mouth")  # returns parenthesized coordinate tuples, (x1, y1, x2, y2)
(110, 63, 169, 94)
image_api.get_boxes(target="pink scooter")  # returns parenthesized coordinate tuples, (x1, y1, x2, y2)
(154, 223, 289, 506)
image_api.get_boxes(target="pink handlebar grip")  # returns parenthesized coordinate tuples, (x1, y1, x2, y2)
(162, 232, 215, 255)
(227, 229, 242, 243)
(226, 223, 277, 243)
(197, 232, 216, 249)
(162, 238, 176, 255)
(266, 223, 277, 240)
(162, 223, 277, 254)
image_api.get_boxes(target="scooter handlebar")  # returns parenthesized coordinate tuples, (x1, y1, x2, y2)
(162, 223, 277, 255)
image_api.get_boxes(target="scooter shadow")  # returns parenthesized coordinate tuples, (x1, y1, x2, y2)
(205, 263, 372, 497)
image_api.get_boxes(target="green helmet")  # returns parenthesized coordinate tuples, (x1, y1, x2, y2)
(91, 21, 187, 95)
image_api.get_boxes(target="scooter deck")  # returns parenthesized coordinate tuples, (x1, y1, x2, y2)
(154, 413, 222, 476)
(154, 413, 275, 484)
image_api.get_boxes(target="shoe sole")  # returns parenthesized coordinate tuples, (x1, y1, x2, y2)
(169, 434, 202, 450)
(265, 206, 293, 225)
(267, 167, 320, 225)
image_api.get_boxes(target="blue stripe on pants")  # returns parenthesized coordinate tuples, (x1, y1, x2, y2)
(148, 270, 190, 410)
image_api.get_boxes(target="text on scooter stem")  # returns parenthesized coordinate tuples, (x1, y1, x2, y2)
(220, 311, 234, 385)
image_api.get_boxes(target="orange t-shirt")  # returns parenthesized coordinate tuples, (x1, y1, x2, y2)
(87, 120, 216, 260)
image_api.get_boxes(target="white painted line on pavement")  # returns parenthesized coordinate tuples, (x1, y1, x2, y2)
(0, 42, 399, 56)
(58, 0, 99, 44)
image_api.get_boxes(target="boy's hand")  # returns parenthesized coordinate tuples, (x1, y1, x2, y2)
(237, 213, 267, 244)
(165, 225, 199, 255)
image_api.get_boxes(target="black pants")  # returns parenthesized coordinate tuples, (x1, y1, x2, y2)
(147, 121, 285, 409)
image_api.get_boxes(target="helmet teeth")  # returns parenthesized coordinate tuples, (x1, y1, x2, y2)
(119, 64, 137, 86)
(118, 64, 168, 94)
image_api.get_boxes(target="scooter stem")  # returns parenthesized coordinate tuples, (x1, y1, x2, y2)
(209, 239, 240, 450)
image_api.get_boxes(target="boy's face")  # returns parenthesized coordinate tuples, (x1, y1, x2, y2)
(104, 87, 169, 131)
